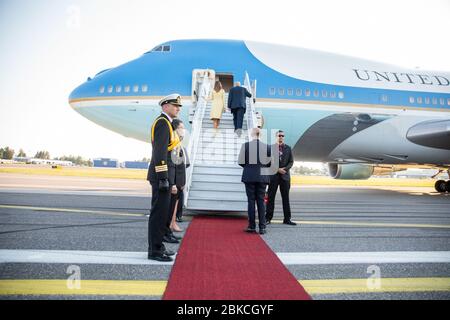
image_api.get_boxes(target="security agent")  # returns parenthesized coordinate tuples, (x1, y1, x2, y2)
(147, 94, 182, 262)
(265, 130, 296, 226)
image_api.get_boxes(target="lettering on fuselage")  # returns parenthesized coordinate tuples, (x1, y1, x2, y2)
(352, 69, 450, 86)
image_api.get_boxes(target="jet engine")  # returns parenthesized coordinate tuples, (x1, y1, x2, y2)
(328, 163, 374, 180)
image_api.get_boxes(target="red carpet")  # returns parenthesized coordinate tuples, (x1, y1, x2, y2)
(163, 216, 311, 300)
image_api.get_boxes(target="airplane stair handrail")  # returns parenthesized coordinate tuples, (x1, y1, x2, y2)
(184, 73, 212, 206)
(244, 71, 258, 140)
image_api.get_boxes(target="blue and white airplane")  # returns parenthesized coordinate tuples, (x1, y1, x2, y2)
(69, 39, 450, 192)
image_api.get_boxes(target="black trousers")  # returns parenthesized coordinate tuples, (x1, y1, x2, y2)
(231, 108, 245, 130)
(244, 182, 267, 229)
(165, 186, 182, 236)
(149, 182, 171, 254)
(265, 174, 291, 222)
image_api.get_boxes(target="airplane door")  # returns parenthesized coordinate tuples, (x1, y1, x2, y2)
(189, 69, 215, 123)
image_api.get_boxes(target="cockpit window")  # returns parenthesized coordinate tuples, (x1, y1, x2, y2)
(95, 68, 112, 77)
(144, 45, 171, 54)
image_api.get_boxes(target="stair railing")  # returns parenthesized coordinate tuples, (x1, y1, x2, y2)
(184, 73, 212, 207)
(244, 71, 258, 141)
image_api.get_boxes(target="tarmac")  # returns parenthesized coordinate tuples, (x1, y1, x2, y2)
(0, 173, 449, 300)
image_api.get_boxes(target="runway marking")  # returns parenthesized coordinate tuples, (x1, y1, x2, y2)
(2, 250, 450, 266)
(271, 219, 450, 229)
(1, 278, 449, 296)
(277, 251, 450, 265)
(0, 250, 174, 265)
(301, 278, 450, 294)
(0, 280, 166, 296)
(0, 204, 145, 217)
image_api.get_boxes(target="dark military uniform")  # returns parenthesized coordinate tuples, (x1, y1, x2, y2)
(147, 112, 180, 257)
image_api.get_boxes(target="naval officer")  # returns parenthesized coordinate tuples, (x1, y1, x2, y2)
(147, 94, 182, 262)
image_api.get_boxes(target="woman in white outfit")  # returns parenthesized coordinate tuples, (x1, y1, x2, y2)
(209, 81, 226, 130)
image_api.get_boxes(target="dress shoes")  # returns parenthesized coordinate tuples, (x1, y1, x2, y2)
(265, 220, 271, 225)
(148, 253, 173, 262)
(283, 220, 297, 226)
(245, 227, 257, 233)
(259, 228, 267, 235)
(162, 235, 180, 244)
(176, 217, 183, 223)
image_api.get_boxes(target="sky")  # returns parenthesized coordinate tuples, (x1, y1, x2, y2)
(0, 0, 449, 163)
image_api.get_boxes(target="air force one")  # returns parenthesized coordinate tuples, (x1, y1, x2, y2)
(69, 39, 450, 197)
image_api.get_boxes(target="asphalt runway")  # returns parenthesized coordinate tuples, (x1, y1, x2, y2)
(0, 174, 449, 300)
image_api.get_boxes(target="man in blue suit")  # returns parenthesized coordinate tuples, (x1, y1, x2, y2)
(238, 128, 272, 234)
(227, 81, 252, 136)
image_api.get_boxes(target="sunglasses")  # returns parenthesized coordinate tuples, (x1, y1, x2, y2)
(278, 135, 285, 137)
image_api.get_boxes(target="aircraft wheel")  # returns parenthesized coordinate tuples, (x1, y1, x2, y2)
(435, 180, 447, 193)
(445, 181, 450, 193)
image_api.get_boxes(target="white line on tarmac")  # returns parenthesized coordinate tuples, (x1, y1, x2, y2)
(0, 250, 174, 265)
(1, 250, 449, 266)
(277, 251, 450, 265)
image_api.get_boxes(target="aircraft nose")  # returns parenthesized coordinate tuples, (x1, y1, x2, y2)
(69, 79, 91, 103)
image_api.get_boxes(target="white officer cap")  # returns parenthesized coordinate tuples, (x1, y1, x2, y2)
(159, 94, 183, 107)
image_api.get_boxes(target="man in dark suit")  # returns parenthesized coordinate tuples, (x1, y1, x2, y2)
(265, 130, 296, 226)
(147, 94, 182, 262)
(238, 128, 271, 234)
(227, 81, 252, 135)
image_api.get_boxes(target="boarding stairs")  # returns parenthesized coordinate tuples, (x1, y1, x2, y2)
(184, 72, 258, 212)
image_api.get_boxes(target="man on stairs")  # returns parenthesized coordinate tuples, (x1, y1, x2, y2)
(227, 81, 252, 137)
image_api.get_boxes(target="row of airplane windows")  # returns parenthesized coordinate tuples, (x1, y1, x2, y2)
(97, 85, 450, 106)
(408, 96, 450, 106)
(269, 87, 345, 99)
(99, 85, 148, 94)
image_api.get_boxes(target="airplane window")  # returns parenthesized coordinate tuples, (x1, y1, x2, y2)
(322, 90, 328, 98)
(124, 85, 130, 93)
(313, 90, 319, 97)
(305, 89, 311, 97)
(330, 91, 336, 98)
(440, 98, 444, 105)
(432, 97, 437, 105)
(107, 85, 113, 93)
(269, 87, 276, 95)
(153, 46, 162, 52)
(142, 84, 148, 92)
(447, 98, 450, 106)
(425, 97, 430, 104)
(381, 94, 388, 102)
(115, 85, 122, 93)
(133, 85, 139, 93)
(163, 45, 171, 52)
(409, 97, 415, 103)
(338, 91, 344, 99)
(417, 97, 422, 104)
(99, 86, 105, 94)
(278, 88, 285, 95)
(296, 89, 302, 96)
(287, 88, 293, 96)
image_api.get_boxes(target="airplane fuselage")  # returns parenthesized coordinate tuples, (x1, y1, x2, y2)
(69, 39, 450, 168)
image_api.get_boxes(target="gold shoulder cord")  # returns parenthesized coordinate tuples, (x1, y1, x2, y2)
(151, 117, 180, 152)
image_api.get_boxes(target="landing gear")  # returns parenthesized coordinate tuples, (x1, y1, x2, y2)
(434, 180, 447, 193)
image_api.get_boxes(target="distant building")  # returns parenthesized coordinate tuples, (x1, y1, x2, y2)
(93, 158, 119, 168)
(123, 161, 149, 169)
(12, 157, 73, 166)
